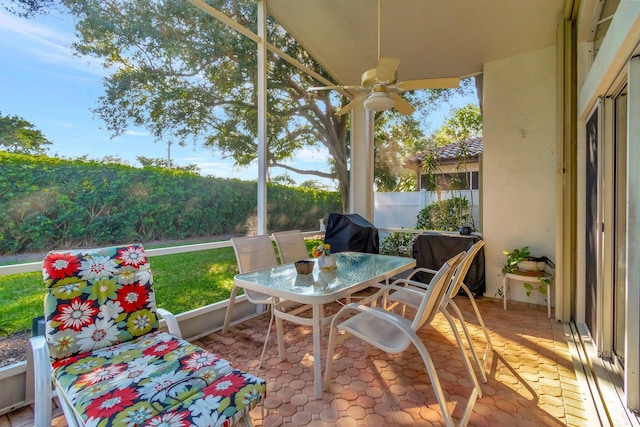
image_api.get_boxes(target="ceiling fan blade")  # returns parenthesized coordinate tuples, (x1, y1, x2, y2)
(396, 77, 460, 92)
(308, 84, 364, 92)
(390, 93, 415, 115)
(375, 56, 400, 84)
(308, 85, 343, 91)
(336, 96, 365, 115)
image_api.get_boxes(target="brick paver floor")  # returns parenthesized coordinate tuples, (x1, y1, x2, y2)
(4, 295, 590, 426)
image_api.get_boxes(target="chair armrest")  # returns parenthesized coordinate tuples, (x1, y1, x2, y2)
(406, 267, 437, 280)
(390, 278, 430, 291)
(29, 336, 52, 427)
(329, 302, 372, 329)
(157, 308, 182, 338)
(356, 283, 387, 306)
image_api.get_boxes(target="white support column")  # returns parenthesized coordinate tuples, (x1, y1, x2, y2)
(256, 0, 267, 235)
(625, 55, 640, 412)
(349, 104, 374, 220)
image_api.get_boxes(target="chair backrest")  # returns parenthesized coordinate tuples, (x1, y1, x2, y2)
(412, 252, 464, 330)
(272, 230, 309, 264)
(42, 244, 159, 361)
(231, 235, 278, 273)
(448, 240, 485, 298)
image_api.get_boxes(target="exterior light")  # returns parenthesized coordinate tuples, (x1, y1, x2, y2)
(363, 91, 395, 111)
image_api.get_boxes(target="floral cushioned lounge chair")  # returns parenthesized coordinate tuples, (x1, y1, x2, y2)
(30, 244, 266, 427)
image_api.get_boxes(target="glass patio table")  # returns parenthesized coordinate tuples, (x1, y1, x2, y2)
(234, 251, 416, 399)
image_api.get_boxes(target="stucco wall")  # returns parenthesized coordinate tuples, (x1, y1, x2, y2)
(482, 46, 558, 305)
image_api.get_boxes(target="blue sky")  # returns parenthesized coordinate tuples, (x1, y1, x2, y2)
(0, 7, 476, 189)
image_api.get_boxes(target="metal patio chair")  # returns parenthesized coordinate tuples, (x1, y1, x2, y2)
(272, 230, 310, 264)
(324, 252, 480, 427)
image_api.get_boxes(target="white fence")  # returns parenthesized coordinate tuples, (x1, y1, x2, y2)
(373, 190, 480, 231)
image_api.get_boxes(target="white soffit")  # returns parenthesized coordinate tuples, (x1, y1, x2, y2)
(268, 0, 565, 85)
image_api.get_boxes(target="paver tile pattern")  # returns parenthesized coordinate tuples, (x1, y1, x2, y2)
(5, 295, 588, 426)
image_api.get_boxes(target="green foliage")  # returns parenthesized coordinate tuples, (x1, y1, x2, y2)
(501, 246, 531, 275)
(501, 247, 550, 297)
(415, 197, 470, 231)
(0, 152, 340, 254)
(380, 231, 417, 257)
(0, 238, 325, 335)
(434, 104, 483, 146)
(522, 279, 550, 297)
(2, 0, 57, 18)
(137, 155, 200, 173)
(0, 271, 43, 335)
(0, 112, 52, 155)
(58, 0, 477, 211)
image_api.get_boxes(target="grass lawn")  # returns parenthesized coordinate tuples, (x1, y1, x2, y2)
(0, 239, 322, 336)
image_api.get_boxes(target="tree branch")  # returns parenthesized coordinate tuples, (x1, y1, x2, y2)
(270, 161, 336, 179)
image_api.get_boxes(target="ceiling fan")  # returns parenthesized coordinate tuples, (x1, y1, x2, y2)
(308, 0, 460, 116)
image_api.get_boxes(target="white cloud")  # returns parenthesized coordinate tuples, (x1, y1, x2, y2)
(0, 9, 105, 78)
(124, 130, 149, 137)
(197, 160, 257, 180)
(293, 146, 330, 164)
(49, 120, 77, 129)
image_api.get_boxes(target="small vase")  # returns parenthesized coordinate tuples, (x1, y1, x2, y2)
(317, 253, 337, 270)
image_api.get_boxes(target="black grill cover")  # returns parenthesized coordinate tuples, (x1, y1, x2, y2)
(324, 213, 379, 254)
(412, 232, 485, 296)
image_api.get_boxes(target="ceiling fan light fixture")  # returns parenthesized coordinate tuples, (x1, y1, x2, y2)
(363, 91, 396, 111)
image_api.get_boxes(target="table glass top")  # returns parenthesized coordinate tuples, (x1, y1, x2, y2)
(235, 252, 415, 297)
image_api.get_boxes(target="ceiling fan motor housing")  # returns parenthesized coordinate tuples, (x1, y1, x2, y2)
(364, 91, 396, 111)
(361, 67, 397, 87)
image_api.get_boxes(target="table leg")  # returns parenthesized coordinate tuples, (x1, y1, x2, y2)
(547, 279, 552, 318)
(223, 286, 238, 333)
(312, 303, 322, 400)
(275, 298, 286, 362)
(503, 276, 508, 310)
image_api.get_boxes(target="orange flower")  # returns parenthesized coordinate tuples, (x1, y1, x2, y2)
(313, 244, 331, 258)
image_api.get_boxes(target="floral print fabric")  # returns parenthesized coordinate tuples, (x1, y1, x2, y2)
(42, 245, 266, 426)
(52, 331, 266, 426)
(43, 245, 158, 360)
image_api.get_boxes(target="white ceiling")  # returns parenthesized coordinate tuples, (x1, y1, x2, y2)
(268, 0, 566, 86)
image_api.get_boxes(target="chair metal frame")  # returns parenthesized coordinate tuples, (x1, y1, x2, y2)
(224, 235, 279, 367)
(386, 240, 492, 382)
(324, 252, 480, 427)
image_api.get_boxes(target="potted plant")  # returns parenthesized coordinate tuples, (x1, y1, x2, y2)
(501, 247, 553, 296)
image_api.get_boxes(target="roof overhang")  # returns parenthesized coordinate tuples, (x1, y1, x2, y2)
(268, 0, 565, 86)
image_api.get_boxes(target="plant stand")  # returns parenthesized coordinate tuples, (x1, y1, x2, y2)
(502, 271, 554, 318)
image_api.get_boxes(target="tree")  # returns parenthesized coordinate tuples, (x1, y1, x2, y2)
(422, 103, 483, 226)
(54, 0, 472, 210)
(0, 112, 52, 155)
(300, 179, 327, 190)
(434, 104, 482, 146)
(271, 174, 296, 186)
(136, 156, 200, 173)
(3, 0, 59, 18)
(373, 113, 436, 192)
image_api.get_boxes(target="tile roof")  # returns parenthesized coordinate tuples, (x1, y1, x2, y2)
(405, 136, 483, 169)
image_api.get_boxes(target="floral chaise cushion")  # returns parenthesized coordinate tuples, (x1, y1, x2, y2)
(41, 245, 266, 426)
(52, 330, 266, 426)
(43, 245, 159, 360)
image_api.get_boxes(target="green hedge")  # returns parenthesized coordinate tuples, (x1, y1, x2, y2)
(0, 152, 341, 254)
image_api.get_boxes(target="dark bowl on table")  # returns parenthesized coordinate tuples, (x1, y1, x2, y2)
(295, 259, 315, 275)
(459, 226, 473, 235)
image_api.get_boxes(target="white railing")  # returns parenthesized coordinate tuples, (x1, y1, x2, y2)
(0, 230, 323, 415)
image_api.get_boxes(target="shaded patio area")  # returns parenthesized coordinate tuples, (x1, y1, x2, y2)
(3, 295, 592, 426)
